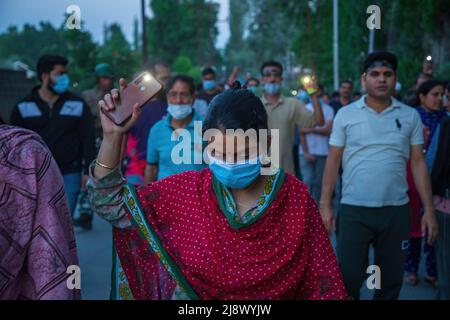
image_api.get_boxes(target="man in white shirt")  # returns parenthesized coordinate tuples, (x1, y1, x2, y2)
(319, 51, 438, 300)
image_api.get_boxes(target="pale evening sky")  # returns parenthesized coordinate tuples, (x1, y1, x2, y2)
(0, 0, 230, 48)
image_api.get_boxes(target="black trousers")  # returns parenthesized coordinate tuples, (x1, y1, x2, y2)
(336, 204, 411, 300)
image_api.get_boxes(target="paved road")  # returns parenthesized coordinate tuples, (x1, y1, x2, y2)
(75, 215, 439, 300)
(74, 215, 112, 300)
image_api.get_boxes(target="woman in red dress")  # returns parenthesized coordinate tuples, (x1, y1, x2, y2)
(87, 79, 347, 300)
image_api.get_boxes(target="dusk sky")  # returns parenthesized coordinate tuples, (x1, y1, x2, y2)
(0, 0, 230, 48)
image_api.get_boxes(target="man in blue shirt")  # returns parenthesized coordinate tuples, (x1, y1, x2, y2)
(145, 75, 206, 181)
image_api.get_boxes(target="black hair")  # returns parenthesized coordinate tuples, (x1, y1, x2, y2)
(165, 74, 196, 95)
(446, 81, 450, 92)
(363, 51, 398, 73)
(244, 77, 260, 87)
(37, 54, 68, 83)
(202, 67, 216, 77)
(417, 79, 444, 101)
(340, 79, 353, 88)
(0, 115, 4, 125)
(260, 60, 283, 76)
(203, 81, 268, 133)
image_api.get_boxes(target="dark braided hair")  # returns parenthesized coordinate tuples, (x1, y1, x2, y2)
(203, 81, 268, 134)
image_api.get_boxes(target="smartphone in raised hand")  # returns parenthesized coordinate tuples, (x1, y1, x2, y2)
(301, 75, 318, 95)
(101, 71, 163, 126)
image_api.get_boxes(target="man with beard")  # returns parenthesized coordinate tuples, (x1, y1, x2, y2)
(329, 79, 354, 114)
(10, 54, 95, 219)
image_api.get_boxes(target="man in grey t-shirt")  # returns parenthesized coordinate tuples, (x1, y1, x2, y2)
(319, 51, 438, 300)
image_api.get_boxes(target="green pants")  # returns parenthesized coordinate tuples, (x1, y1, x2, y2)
(336, 204, 411, 300)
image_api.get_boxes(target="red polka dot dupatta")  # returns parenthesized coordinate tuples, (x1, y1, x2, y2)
(113, 169, 347, 300)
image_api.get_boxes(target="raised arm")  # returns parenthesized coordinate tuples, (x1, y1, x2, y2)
(310, 94, 325, 126)
(87, 78, 142, 228)
(94, 79, 141, 179)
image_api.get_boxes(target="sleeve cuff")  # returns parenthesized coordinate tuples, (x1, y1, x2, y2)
(87, 160, 125, 187)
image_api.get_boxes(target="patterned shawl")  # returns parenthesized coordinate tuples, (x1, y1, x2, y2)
(416, 106, 448, 144)
(0, 126, 80, 300)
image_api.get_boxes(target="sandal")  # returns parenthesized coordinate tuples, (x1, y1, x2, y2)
(406, 273, 419, 286)
(424, 275, 438, 288)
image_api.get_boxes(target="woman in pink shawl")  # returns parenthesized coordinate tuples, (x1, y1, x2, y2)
(0, 125, 80, 300)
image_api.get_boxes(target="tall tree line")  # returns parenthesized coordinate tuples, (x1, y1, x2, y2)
(225, 0, 450, 92)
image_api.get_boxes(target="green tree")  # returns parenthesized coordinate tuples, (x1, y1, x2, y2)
(0, 19, 140, 92)
(173, 55, 202, 83)
(224, 0, 251, 74)
(0, 22, 65, 67)
(146, 0, 220, 67)
(97, 23, 140, 82)
(59, 20, 99, 91)
(270, 0, 449, 93)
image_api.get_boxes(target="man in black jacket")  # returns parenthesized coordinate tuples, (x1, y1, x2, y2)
(10, 54, 95, 218)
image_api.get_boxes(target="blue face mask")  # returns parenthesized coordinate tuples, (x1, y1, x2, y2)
(51, 74, 70, 94)
(208, 155, 261, 189)
(264, 83, 281, 96)
(247, 86, 257, 93)
(203, 80, 216, 91)
(167, 103, 193, 120)
(296, 90, 309, 102)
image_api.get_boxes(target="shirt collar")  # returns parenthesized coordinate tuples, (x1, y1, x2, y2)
(261, 94, 285, 108)
(357, 94, 401, 111)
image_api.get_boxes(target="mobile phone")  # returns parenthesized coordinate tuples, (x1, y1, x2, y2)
(101, 72, 163, 126)
(305, 85, 318, 95)
(301, 75, 317, 95)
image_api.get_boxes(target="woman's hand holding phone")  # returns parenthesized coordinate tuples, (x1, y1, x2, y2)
(98, 78, 141, 137)
(305, 82, 319, 96)
(94, 78, 141, 179)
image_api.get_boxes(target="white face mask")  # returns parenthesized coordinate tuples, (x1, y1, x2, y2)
(167, 103, 193, 120)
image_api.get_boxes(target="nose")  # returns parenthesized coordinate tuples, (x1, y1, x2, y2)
(378, 75, 387, 83)
(174, 96, 182, 104)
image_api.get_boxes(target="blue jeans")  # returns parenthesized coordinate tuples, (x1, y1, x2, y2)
(299, 155, 327, 203)
(63, 172, 81, 217)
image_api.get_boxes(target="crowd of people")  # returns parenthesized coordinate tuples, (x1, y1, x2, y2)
(0, 50, 449, 300)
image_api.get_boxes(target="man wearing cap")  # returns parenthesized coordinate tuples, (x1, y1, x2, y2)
(319, 51, 438, 300)
(82, 63, 114, 143)
(77, 63, 114, 230)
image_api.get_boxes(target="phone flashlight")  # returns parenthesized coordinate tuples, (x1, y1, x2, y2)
(301, 75, 312, 85)
(143, 73, 152, 82)
(301, 74, 317, 95)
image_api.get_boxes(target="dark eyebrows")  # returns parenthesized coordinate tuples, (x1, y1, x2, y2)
(368, 70, 394, 77)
